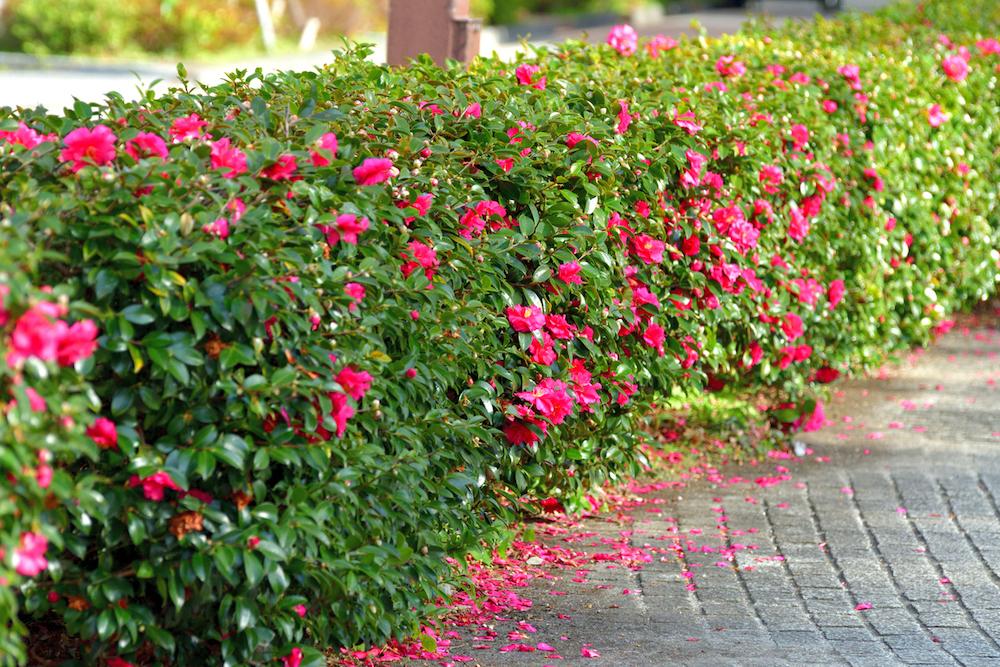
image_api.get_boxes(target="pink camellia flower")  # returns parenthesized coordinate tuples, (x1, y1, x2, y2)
(715, 55, 746, 78)
(516, 378, 574, 425)
(353, 157, 394, 186)
(282, 648, 303, 667)
(86, 417, 118, 449)
(169, 113, 209, 141)
(247, 536, 261, 549)
(926, 104, 948, 127)
(977, 38, 1000, 55)
(788, 208, 810, 242)
(822, 100, 838, 113)
(8, 305, 64, 365)
(56, 319, 98, 366)
(799, 400, 826, 432)
(400, 240, 439, 282)
(2, 122, 49, 149)
(404, 368, 418, 379)
(344, 283, 365, 312)
(309, 132, 338, 167)
(506, 306, 545, 333)
(643, 322, 666, 356)
(941, 54, 969, 81)
(758, 165, 784, 193)
(128, 471, 181, 501)
(293, 605, 307, 618)
(782, 313, 805, 341)
(633, 234, 665, 265)
(616, 100, 632, 134)
(495, 157, 515, 173)
(462, 102, 482, 119)
(261, 154, 298, 181)
(17, 386, 47, 412)
(606, 24, 638, 56)
(328, 392, 354, 438)
(125, 132, 168, 161)
(565, 132, 597, 149)
(790, 124, 809, 151)
(828, 279, 846, 308)
(36, 463, 53, 489)
(545, 314, 575, 340)
(60, 125, 117, 172)
(336, 366, 372, 401)
(106, 658, 134, 667)
(529, 332, 557, 366)
(329, 214, 369, 245)
(202, 218, 230, 239)
(210, 138, 248, 178)
(515, 64, 546, 90)
(646, 34, 677, 58)
(557, 262, 583, 285)
(13, 532, 48, 577)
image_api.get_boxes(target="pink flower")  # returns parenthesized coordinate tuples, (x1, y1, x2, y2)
(633, 234, 665, 264)
(22, 387, 47, 412)
(926, 104, 948, 127)
(404, 368, 418, 379)
(128, 471, 181, 501)
(616, 100, 632, 134)
(344, 283, 365, 311)
(506, 306, 545, 333)
(8, 305, 64, 365)
(293, 605, 307, 618)
(529, 333, 557, 366)
(977, 38, 1000, 55)
(800, 400, 826, 432)
(282, 647, 303, 667)
(36, 463, 53, 489)
(400, 241, 439, 281)
(247, 536, 261, 549)
(261, 154, 298, 180)
(941, 54, 969, 81)
(202, 218, 230, 239)
(106, 658, 135, 667)
(336, 366, 372, 401)
(566, 132, 597, 148)
(643, 322, 666, 356)
(309, 132, 338, 167)
(462, 102, 482, 118)
(516, 378, 574, 425)
(329, 214, 369, 245)
(56, 319, 98, 366)
(782, 313, 804, 341)
(545, 314, 575, 340)
(169, 113, 208, 141)
(788, 208, 810, 243)
(495, 157, 514, 173)
(828, 279, 846, 308)
(86, 417, 118, 450)
(515, 64, 546, 90)
(329, 392, 354, 438)
(353, 157, 394, 186)
(557, 262, 583, 285)
(715, 55, 746, 78)
(13, 532, 48, 577)
(60, 125, 117, 172)
(581, 646, 601, 658)
(790, 124, 809, 151)
(822, 100, 838, 113)
(125, 132, 168, 161)
(1, 122, 49, 149)
(210, 138, 248, 178)
(758, 165, 783, 193)
(606, 24, 638, 56)
(646, 34, 677, 58)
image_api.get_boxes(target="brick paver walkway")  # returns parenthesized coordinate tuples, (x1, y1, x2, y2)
(453, 312, 1000, 666)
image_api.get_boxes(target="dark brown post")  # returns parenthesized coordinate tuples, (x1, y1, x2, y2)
(387, 0, 482, 66)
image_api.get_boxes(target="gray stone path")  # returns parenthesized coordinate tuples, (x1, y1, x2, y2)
(445, 310, 1000, 666)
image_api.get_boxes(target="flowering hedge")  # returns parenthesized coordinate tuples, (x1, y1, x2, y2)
(1, 0, 998, 664)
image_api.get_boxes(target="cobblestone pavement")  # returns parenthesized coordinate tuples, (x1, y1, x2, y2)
(446, 312, 1000, 666)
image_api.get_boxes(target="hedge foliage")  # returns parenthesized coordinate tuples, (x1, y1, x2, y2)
(1, 0, 998, 664)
